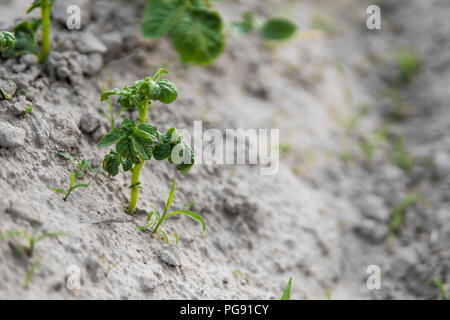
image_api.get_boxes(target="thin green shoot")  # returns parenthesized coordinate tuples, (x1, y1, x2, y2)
(281, 277, 292, 300)
(429, 277, 448, 300)
(389, 194, 421, 234)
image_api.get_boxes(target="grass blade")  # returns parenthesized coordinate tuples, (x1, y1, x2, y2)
(166, 210, 205, 231)
(281, 277, 292, 300)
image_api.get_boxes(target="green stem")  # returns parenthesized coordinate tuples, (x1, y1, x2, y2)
(138, 100, 149, 124)
(128, 160, 143, 214)
(39, 0, 51, 64)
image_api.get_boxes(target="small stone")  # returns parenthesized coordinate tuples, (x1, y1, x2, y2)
(0, 80, 17, 97)
(139, 275, 158, 291)
(79, 113, 100, 134)
(12, 64, 27, 73)
(159, 246, 181, 267)
(20, 54, 39, 66)
(10, 96, 32, 116)
(91, 125, 107, 142)
(100, 31, 123, 58)
(0, 121, 26, 148)
(76, 32, 107, 54)
(353, 220, 388, 243)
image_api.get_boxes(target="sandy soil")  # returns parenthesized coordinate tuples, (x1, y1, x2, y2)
(0, 0, 449, 299)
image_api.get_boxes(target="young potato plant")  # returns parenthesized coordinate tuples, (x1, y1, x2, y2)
(52, 152, 104, 201)
(0, 0, 54, 63)
(231, 11, 297, 41)
(98, 68, 195, 214)
(141, 0, 225, 65)
(137, 178, 205, 243)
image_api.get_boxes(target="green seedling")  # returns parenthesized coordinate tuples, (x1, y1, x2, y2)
(137, 177, 205, 244)
(98, 68, 195, 214)
(0, 0, 54, 63)
(382, 89, 412, 121)
(184, 199, 195, 210)
(52, 152, 103, 201)
(0, 223, 66, 258)
(389, 194, 421, 234)
(98, 77, 125, 129)
(358, 129, 387, 162)
(389, 135, 414, 172)
(326, 286, 332, 300)
(232, 11, 297, 41)
(141, 0, 225, 65)
(429, 277, 448, 300)
(0, 88, 12, 100)
(23, 257, 42, 288)
(23, 103, 34, 117)
(396, 50, 420, 85)
(281, 277, 292, 300)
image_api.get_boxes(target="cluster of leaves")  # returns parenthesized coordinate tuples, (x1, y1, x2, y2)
(0, 222, 65, 287)
(100, 121, 194, 176)
(100, 68, 178, 123)
(231, 12, 297, 41)
(137, 178, 205, 244)
(0, 0, 54, 63)
(52, 152, 103, 201)
(141, 0, 225, 65)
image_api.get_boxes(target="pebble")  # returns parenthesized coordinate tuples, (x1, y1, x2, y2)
(0, 121, 26, 148)
(79, 113, 100, 134)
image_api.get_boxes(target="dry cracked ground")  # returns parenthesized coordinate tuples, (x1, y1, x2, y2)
(0, 0, 449, 299)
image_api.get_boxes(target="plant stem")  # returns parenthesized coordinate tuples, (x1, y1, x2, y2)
(39, 0, 51, 64)
(138, 100, 149, 124)
(128, 161, 143, 214)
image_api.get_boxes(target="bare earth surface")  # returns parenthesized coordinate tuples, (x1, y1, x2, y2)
(0, 0, 449, 299)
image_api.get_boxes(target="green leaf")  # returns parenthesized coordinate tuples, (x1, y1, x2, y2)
(173, 140, 195, 173)
(166, 209, 206, 231)
(52, 188, 66, 195)
(157, 79, 178, 104)
(281, 277, 292, 300)
(135, 78, 160, 100)
(117, 137, 140, 164)
(141, 0, 187, 39)
(137, 124, 158, 142)
(159, 229, 169, 244)
(231, 11, 254, 34)
(170, 8, 225, 65)
(0, 31, 16, 48)
(74, 170, 84, 179)
(59, 152, 77, 165)
(78, 159, 91, 171)
(27, 0, 55, 14)
(3, 19, 41, 58)
(36, 232, 66, 242)
(122, 159, 133, 172)
(163, 177, 176, 216)
(103, 151, 121, 176)
(153, 143, 171, 160)
(70, 173, 76, 187)
(72, 183, 90, 190)
(100, 88, 123, 101)
(260, 18, 297, 41)
(131, 128, 153, 160)
(0, 88, 12, 100)
(152, 68, 169, 81)
(0, 230, 28, 242)
(91, 167, 106, 176)
(98, 128, 126, 148)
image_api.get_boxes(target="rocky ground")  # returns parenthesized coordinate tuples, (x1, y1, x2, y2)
(0, 0, 448, 299)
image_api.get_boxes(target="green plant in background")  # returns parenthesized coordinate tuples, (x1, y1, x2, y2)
(98, 68, 195, 214)
(396, 50, 420, 85)
(98, 77, 125, 130)
(429, 277, 448, 300)
(389, 135, 414, 172)
(281, 277, 292, 300)
(0, 223, 66, 258)
(311, 14, 336, 35)
(52, 152, 103, 201)
(382, 89, 412, 122)
(389, 193, 421, 234)
(141, 0, 225, 65)
(137, 178, 205, 243)
(231, 11, 297, 41)
(0, 223, 65, 287)
(0, 31, 16, 48)
(358, 129, 387, 162)
(0, 0, 54, 63)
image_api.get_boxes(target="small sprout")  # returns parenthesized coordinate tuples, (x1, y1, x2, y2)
(98, 77, 125, 129)
(0, 223, 66, 258)
(23, 103, 34, 116)
(137, 177, 205, 244)
(396, 50, 420, 85)
(389, 135, 414, 172)
(326, 286, 332, 300)
(358, 129, 387, 162)
(281, 277, 292, 300)
(429, 277, 448, 300)
(23, 257, 42, 288)
(389, 193, 421, 234)
(52, 152, 103, 201)
(174, 232, 181, 245)
(0, 88, 12, 100)
(183, 199, 195, 210)
(231, 11, 254, 35)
